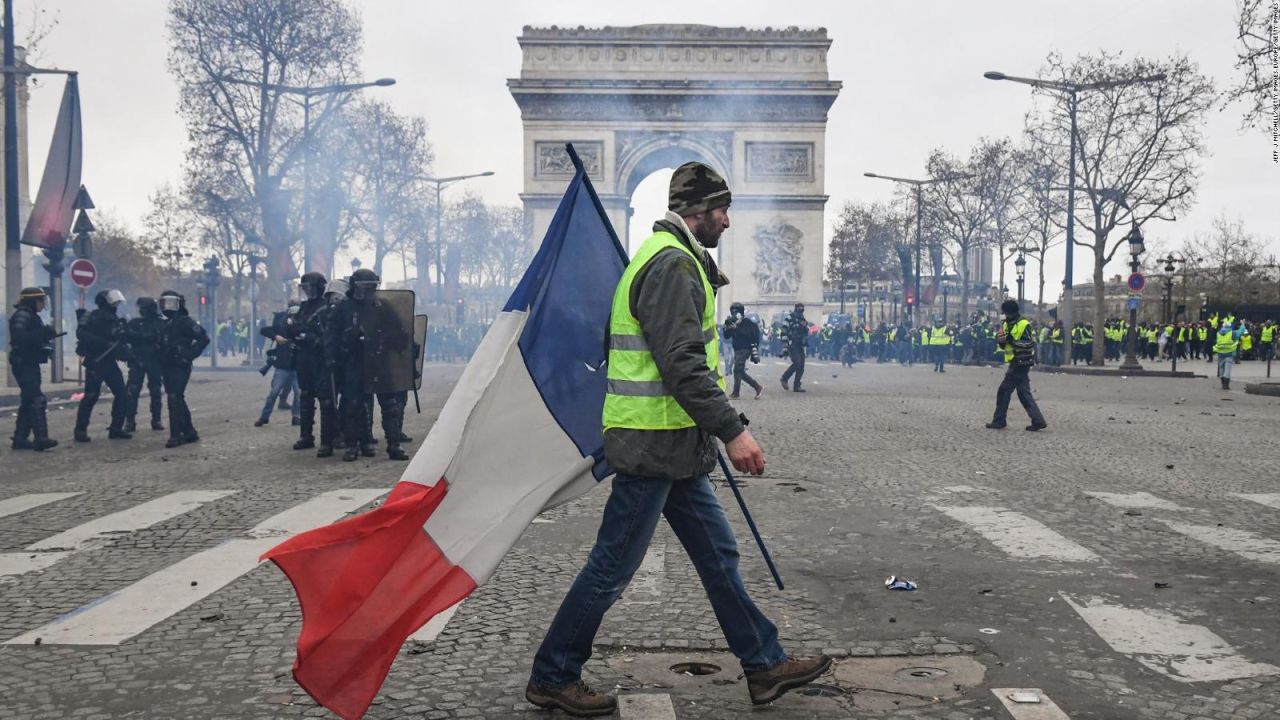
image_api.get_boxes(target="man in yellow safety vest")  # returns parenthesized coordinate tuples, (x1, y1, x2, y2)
(528, 162, 830, 717)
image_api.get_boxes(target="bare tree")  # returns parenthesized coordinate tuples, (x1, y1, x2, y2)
(1228, 0, 1278, 132)
(924, 145, 994, 320)
(1019, 140, 1066, 318)
(1025, 51, 1215, 364)
(141, 183, 199, 282)
(827, 202, 899, 301)
(1180, 214, 1269, 304)
(168, 0, 362, 283)
(979, 139, 1034, 299)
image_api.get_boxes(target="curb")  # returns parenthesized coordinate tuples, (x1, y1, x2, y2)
(1033, 366, 1201, 379)
(1245, 382, 1280, 397)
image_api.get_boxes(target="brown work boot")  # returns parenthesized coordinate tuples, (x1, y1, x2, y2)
(525, 679, 617, 717)
(746, 654, 833, 705)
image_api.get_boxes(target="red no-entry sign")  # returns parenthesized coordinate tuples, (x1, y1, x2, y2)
(69, 258, 98, 289)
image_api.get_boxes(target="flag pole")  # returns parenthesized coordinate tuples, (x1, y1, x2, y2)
(565, 143, 628, 263)
(716, 450, 785, 590)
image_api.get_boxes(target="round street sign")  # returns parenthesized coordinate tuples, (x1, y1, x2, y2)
(1127, 272, 1146, 293)
(69, 258, 98, 289)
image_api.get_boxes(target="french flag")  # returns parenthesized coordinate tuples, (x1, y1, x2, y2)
(263, 146, 628, 720)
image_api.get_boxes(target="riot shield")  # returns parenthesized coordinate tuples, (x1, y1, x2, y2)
(359, 289, 416, 394)
(414, 314, 428, 391)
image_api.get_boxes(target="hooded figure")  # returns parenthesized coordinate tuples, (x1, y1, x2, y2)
(74, 289, 133, 442)
(987, 299, 1047, 431)
(157, 290, 210, 447)
(123, 296, 167, 432)
(8, 287, 59, 450)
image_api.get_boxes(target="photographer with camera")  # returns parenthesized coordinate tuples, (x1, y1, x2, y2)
(723, 302, 763, 399)
(253, 300, 301, 428)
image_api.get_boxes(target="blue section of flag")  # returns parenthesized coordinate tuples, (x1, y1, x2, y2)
(505, 166, 628, 480)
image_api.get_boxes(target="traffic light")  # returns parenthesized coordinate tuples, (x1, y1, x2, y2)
(455, 297, 466, 324)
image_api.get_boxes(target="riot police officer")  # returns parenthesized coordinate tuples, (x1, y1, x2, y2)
(157, 290, 210, 448)
(124, 296, 166, 433)
(326, 269, 409, 462)
(8, 287, 59, 450)
(75, 289, 133, 442)
(289, 272, 338, 456)
(780, 303, 808, 392)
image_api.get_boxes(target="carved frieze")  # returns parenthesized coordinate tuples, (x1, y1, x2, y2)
(752, 220, 804, 297)
(534, 141, 603, 178)
(512, 93, 835, 123)
(745, 142, 814, 182)
(615, 130, 733, 177)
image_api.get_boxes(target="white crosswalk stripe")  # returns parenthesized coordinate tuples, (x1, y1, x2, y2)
(1232, 493, 1280, 510)
(1157, 520, 1280, 564)
(409, 601, 463, 644)
(1084, 491, 1187, 511)
(934, 506, 1100, 562)
(0, 490, 237, 578)
(0, 492, 81, 519)
(991, 688, 1071, 719)
(5, 488, 384, 646)
(623, 543, 666, 606)
(618, 694, 677, 720)
(1062, 594, 1280, 682)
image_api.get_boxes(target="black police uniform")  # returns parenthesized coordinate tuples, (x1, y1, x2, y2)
(723, 310, 762, 398)
(124, 297, 166, 432)
(157, 292, 210, 447)
(75, 293, 132, 440)
(8, 290, 58, 450)
(289, 275, 338, 454)
(779, 308, 808, 392)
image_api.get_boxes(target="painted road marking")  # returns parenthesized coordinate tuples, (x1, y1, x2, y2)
(408, 601, 462, 644)
(1084, 491, 1187, 511)
(1233, 493, 1280, 510)
(28, 491, 236, 551)
(935, 506, 1100, 562)
(942, 485, 985, 494)
(618, 693, 677, 720)
(991, 688, 1071, 719)
(1062, 594, 1280, 682)
(5, 489, 384, 646)
(623, 543, 666, 606)
(0, 490, 237, 578)
(1158, 520, 1280, 564)
(0, 493, 81, 520)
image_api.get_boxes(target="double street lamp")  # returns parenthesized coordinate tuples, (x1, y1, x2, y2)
(218, 75, 397, 272)
(984, 68, 1165, 353)
(864, 171, 974, 323)
(417, 172, 494, 306)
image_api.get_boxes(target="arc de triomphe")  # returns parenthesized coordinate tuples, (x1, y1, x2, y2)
(508, 24, 841, 317)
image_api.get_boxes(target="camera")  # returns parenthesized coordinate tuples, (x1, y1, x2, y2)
(259, 347, 279, 376)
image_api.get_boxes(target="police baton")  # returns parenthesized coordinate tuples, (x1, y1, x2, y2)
(715, 449, 785, 591)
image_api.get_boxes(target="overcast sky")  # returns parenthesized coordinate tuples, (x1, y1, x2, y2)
(16, 0, 1280, 295)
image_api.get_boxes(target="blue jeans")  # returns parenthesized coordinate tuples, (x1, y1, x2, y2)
(259, 367, 300, 421)
(531, 473, 786, 686)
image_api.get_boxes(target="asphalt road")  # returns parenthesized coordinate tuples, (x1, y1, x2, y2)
(1, 358, 1279, 720)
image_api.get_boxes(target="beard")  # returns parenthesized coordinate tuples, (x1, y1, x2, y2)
(693, 213, 724, 248)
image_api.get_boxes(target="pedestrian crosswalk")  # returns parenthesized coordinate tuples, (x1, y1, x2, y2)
(935, 487, 1280, 684)
(0, 488, 385, 646)
(3, 484, 1280, 692)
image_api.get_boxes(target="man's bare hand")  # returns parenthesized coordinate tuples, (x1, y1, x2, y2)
(725, 429, 766, 476)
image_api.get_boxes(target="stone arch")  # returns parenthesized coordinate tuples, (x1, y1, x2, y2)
(510, 24, 841, 318)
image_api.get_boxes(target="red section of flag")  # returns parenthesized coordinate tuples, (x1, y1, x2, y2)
(263, 480, 477, 720)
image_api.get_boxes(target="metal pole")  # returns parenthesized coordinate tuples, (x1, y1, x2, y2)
(3, 0, 20, 388)
(302, 95, 311, 272)
(1060, 89, 1078, 358)
(913, 184, 923, 322)
(248, 262, 258, 364)
(434, 182, 443, 305)
(209, 275, 218, 368)
(1119, 256, 1144, 372)
(45, 246, 64, 382)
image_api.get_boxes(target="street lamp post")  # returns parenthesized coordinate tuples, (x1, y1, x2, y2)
(1014, 246, 1027, 309)
(864, 171, 975, 323)
(417, 172, 494, 306)
(1119, 226, 1145, 372)
(984, 69, 1165, 357)
(217, 76, 396, 272)
(203, 256, 221, 368)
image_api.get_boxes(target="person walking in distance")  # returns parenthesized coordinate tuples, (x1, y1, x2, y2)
(723, 302, 763, 399)
(526, 162, 831, 717)
(157, 290, 210, 448)
(928, 315, 952, 373)
(987, 299, 1047, 431)
(8, 287, 59, 450)
(779, 303, 809, 392)
(1214, 318, 1245, 390)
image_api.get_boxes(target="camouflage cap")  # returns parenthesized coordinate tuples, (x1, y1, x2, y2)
(668, 162, 731, 217)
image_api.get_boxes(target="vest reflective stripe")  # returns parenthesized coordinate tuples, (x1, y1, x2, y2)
(1214, 332, 1239, 355)
(603, 231, 721, 431)
(929, 327, 951, 345)
(1001, 318, 1031, 362)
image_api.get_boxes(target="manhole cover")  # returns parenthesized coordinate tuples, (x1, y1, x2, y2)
(669, 662, 721, 676)
(798, 683, 844, 698)
(896, 667, 948, 681)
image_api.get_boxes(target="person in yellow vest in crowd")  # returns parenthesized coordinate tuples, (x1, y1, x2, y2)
(1195, 322, 1210, 361)
(1214, 318, 1246, 390)
(987, 299, 1047, 431)
(928, 315, 952, 373)
(529, 162, 831, 717)
(1262, 320, 1276, 362)
(1049, 321, 1064, 366)
(1239, 323, 1253, 360)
